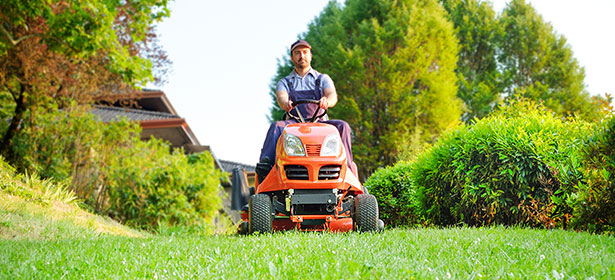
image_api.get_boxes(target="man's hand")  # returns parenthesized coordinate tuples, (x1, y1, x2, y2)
(281, 99, 294, 112)
(319, 97, 329, 110)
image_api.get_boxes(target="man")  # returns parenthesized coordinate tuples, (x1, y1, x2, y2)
(257, 40, 356, 182)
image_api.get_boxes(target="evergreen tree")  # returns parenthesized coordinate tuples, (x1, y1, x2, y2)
(269, 0, 462, 179)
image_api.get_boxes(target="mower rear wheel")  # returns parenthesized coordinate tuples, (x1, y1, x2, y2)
(249, 194, 273, 234)
(353, 194, 379, 232)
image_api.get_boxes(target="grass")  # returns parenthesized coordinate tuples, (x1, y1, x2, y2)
(0, 166, 146, 240)
(1, 160, 613, 279)
(0, 227, 613, 279)
(0, 190, 145, 240)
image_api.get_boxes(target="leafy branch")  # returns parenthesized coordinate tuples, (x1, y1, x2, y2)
(0, 23, 43, 46)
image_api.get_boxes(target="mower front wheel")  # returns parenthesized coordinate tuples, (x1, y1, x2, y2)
(249, 194, 273, 234)
(353, 194, 379, 232)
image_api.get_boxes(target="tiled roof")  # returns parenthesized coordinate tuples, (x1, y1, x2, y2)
(91, 105, 180, 122)
(219, 159, 256, 173)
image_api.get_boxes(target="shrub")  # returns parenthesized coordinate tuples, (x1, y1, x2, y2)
(11, 104, 225, 231)
(411, 100, 592, 227)
(572, 114, 615, 233)
(0, 90, 14, 137)
(106, 140, 223, 231)
(365, 162, 418, 227)
(11, 104, 138, 209)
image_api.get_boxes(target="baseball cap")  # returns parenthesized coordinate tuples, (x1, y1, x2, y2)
(290, 40, 311, 52)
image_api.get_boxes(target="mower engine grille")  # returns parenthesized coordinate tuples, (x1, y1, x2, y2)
(285, 165, 309, 180)
(319, 165, 341, 180)
(305, 144, 321, 157)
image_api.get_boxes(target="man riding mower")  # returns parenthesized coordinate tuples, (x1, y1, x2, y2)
(232, 100, 383, 234)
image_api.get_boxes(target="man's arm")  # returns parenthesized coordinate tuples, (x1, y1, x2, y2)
(320, 74, 337, 109)
(321, 86, 337, 109)
(276, 89, 293, 112)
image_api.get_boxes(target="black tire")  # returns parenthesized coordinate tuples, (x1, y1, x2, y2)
(353, 194, 379, 232)
(249, 194, 273, 234)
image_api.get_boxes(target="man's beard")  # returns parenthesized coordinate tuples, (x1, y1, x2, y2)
(295, 60, 310, 70)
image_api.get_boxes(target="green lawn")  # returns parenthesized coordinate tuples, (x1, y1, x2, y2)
(1, 227, 613, 279)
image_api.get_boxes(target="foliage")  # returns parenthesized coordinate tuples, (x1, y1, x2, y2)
(268, 55, 295, 123)
(0, 0, 170, 158)
(572, 114, 615, 233)
(411, 99, 592, 227)
(269, 0, 462, 179)
(0, 90, 14, 135)
(10, 105, 224, 232)
(11, 103, 138, 210)
(497, 0, 600, 121)
(440, 0, 502, 122)
(106, 141, 223, 231)
(440, 0, 602, 123)
(364, 162, 418, 226)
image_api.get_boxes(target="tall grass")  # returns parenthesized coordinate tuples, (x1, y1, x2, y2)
(0, 157, 77, 206)
(0, 156, 145, 240)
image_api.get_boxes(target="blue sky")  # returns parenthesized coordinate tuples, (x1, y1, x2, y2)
(154, 0, 614, 165)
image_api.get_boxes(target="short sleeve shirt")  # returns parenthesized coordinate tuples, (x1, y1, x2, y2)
(276, 68, 335, 94)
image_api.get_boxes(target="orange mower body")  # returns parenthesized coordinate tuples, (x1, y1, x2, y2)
(234, 121, 382, 234)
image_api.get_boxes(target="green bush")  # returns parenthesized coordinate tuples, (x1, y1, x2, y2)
(572, 115, 615, 233)
(411, 100, 591, 227)
(0, 90, 14, 137)
(106, 140, 223, 231)
(11, 104, 138, 209)
(11, 105, 224, 232)
(365, 162, 418, 227)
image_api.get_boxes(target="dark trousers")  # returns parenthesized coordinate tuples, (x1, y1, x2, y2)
(259, 119, 355, 173)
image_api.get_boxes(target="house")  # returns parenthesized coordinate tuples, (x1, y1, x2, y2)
(92, 89, 207, 154)
(219, 159, 257, 187)
(91, 89, 255, 222)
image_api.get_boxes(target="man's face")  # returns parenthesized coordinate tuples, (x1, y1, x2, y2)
(291, 47, 312, 70)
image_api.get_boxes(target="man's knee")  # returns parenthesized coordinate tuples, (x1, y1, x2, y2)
(329, 120, 351, 135)
(268, 120, 286, 130)
(277, 120, 296, 130)
(266, 120, 291, 136)
(339, 120, 350, 132)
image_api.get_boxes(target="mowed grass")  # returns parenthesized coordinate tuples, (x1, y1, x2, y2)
(1, 227, 613, 279)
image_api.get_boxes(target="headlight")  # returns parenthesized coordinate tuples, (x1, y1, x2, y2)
(321, 133, 341, 156)
(284, 133, 305, 156)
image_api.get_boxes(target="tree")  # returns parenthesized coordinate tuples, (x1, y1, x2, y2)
(269, 0, 462, 179)
(440, 0, 603, 123)
(440, 0, 503, 122)
(497, 0, 600, 120)
(0, 0, 170, 159)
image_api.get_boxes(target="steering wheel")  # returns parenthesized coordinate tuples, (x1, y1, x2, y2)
(285, 99, 328, 123)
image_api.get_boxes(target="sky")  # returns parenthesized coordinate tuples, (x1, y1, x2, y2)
(154, 0, 614, 165)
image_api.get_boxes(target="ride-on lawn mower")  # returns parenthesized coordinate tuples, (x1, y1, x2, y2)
(232, 100, 383, 234)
